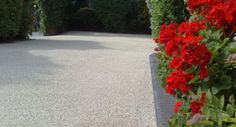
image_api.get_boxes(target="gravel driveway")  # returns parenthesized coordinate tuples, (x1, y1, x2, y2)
(0, 31, 156, 127)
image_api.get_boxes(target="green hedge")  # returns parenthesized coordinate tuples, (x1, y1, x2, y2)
(146, 0, 190, 37)
(17, 0, 33, 39)
(0, 1, 22, 41)
(0, 0, 33, 42)
(127, 0, 150, 34)
(36, 0, 69, 35)
(91, 0, 150, 33)
(91, 0, 133, 32)
(68, 7, 104, 31)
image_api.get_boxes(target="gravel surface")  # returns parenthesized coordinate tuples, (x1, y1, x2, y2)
(0, 31, 156, 127)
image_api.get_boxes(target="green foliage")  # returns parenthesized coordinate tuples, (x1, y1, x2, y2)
(91, 0, 150, 33)
(68, 7, 103, 31)
(17, 0, 34, 39)
(146, 0, 190, 37)
(0, 1, 21, 41)
(0, 0, 33, 41)
(91, 0, 134, 32)
(127, 0, 151, 34)
(36, 0, 69, 35)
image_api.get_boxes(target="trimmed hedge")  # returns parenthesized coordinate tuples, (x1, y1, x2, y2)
(17, 0, 33, 39)
(36, 0, 69, 35)
(127, 0, 151, 34)
(68, 7, 104, 31)
(91, 0, 150, 33)
(0, 0, 33, 42)
(146, 0, 190, 37)
(91, 0, 133, 32)
(0, 1, 21, 41)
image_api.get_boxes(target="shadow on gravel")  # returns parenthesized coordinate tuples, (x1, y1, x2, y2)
(0, 39, 110, 51)
(63, 31, 152, 39)
(149, 53, 175, 127)
(0, 39, 109, 85)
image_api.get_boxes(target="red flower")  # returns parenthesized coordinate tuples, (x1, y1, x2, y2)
(190, 101, 202, 115)
(174, 101, 183, 113)
(192, 44, 211, 66)
(207, 3, 226, 28)
(199, 66, 208, 79)
(189, 92, 206, 115)
(169, 57, 183, 70)
(166, 70, 194, 95)
(165, 38, 181, 56)
(180, 43, 211, 67)
(157, 23, 178, 45)
(183, 35, 203, 44)
(201, 93, 206, 104)
(178, 22, 205, 35)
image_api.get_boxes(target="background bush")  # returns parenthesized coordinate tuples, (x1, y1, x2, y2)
(0, 0, 33, 42)
(146, 0, 190, 37)
(91, 0, 150, 33)
(17, 0, 34, 39)
(36, 0, 69, 35)
(68, 7, 104, 31)
(127, 0, 151, 34)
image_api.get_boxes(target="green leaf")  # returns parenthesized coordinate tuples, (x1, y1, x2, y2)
(228, 42, 236, 53)
(226, 104, 235, 117)
(218, 113, 223, 126)
(212, 96, 220, 109)
(220, 95, 225, 110)
(229, 95, 235, 104)
(230, 124, 236, 127)
(189, 75, 200, 84)
(197, 87, 202, 96)
(202, 106, 210, 120)
(206, 90, 212, 104)
(212, 74, 232, 95)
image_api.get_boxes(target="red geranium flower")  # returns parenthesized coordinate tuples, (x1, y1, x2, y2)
(190, 101, 202, 115)
(199, 66, 208, 79)
(174, 101, 183, 113)
(156, 23, 178, 45)
(169, 57, 183, 70)
(166, 70, 194, 95)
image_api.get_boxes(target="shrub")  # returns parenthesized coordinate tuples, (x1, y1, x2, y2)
(68, 7, 103, 31)
(36, 0, 69, 35)
(0, 0, 22, 41)
(127, 0, 151, 34)
(91, 0, 150, 33)
(0, 0, 32, 42)
(17, 0, 34, 40)
(154, 0, 236, 126)
(91, 0, 135, 32)
(146, 0, 189, 37)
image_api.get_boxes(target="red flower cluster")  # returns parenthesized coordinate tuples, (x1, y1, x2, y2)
(166, 70, 194, 95)
(174, 101, 183, 113)
(155, 21, 212, 95)
(190, 93, 206, 115)
(173, 93, 206, 115)
(188, 0, 236, 32)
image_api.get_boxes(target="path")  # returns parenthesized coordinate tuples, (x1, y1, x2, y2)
(0, 31, 156, 127)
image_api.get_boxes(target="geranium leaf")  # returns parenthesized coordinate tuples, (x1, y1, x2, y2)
(212, 96, 220, 109)
(228, 42, 236, 53)
(212, 74, 231, 95)
(226, 104, 234, 117)
(206, 90, 212, 104)
(220, 95, 225, 110)
(229, 95, 235, 104)
(218, 113, 223, 126)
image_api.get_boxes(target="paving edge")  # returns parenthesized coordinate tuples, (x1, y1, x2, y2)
(149, 53, 175, 127)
